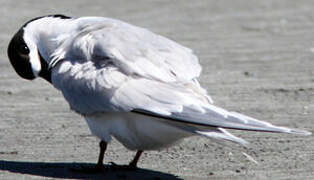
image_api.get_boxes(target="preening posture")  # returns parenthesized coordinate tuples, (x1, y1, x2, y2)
(7, 15, 311, 171)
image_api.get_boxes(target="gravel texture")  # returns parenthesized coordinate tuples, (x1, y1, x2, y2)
(0, 0, 314, 179)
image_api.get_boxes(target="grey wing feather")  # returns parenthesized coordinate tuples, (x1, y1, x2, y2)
(52, 17, 209, 114)
(58, 17, 202, 82)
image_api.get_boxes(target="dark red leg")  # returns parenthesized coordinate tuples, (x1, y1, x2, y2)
(70, 140, 107, 173)
(96, 140, 107, 169)
(128, 150, 143, 169)
(110, 150, 144, 171)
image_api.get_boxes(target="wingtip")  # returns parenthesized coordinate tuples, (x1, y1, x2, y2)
(272, 125, 312, 135)
(288, 128, 312, 136)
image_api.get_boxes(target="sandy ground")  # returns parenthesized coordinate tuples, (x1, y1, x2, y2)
(0, 0, 314, 179)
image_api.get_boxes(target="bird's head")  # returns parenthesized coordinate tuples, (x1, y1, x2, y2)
(7, 14, 71, 83)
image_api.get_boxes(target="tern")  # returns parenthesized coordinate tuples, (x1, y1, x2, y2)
(7, 14, 311, 171)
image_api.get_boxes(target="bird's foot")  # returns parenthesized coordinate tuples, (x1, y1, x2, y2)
(69, 164, 106, 174)
(109, 162, 137, 171)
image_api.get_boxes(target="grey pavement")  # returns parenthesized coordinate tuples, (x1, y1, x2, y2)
(0, 0, 314, 179)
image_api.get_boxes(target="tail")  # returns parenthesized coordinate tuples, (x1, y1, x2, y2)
(165, 103, 312, 136)
(195, 128, 249, 145)
(188, 110, 311, 145)
(132, 103, 312, 145)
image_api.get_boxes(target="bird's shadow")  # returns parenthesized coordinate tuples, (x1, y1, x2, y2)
(0, 160, 181, 180)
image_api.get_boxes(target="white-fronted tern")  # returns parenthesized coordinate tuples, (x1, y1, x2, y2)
(7, 14, 311, 171)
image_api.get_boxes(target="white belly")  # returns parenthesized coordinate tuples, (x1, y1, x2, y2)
(84, 112, 192, 150)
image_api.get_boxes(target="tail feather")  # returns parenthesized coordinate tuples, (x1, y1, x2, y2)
(133, 103, 312, 142)
(196, 128, 248, 145)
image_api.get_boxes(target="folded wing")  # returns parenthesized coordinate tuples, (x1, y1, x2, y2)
(111, 78, 311, 136)
(51, 17, 311, 145)
(58, 17, 202, 83)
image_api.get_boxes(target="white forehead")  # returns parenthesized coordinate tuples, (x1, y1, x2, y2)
(23, 17, 58, 46)
(23, 16, 72, 60)
(23, 16, 71, 39)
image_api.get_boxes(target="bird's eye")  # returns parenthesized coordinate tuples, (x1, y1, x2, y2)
(18, 44, 30, 54)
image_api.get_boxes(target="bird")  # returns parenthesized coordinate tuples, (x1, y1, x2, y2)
(7, 14, 311, 171)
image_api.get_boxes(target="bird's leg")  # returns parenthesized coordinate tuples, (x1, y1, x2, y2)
(95, 140, 107, 170)
(128, 150, 143, 169)
(110, 150, 143, 171)
(70, 140, 107, 173)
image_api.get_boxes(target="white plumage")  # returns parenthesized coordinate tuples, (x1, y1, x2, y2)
(7, 15, 311, 169)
